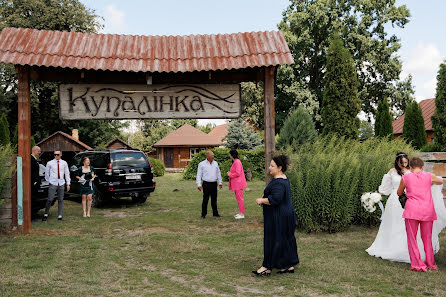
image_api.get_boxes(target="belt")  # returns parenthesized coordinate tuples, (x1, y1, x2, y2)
(203, 181, 217, 184)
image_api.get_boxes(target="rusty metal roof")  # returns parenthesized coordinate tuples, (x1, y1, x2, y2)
(393, 98, 436, 135)
(0, 27, 294, 73)
(153, 124, 221, 147)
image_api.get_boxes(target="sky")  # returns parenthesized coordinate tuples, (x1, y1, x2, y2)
(79, 0, 446, 126)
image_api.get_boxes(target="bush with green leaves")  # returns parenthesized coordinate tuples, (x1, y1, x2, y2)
(403, 101, 427, 149)
(0, 145, 13, 207)
(0, 113, 10, 146)
(184, 148, 264, 180)
(277, 107, 317, 150)
(288, 135, 416, 232)
(148, 157, 165, 177)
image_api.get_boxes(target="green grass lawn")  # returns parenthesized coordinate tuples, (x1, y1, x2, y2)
(1, 173, 446, 296)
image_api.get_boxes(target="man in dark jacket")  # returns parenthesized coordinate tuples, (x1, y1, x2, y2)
(31, 146, 41, 219)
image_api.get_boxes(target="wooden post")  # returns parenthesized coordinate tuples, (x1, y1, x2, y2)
(264, 66, 275, 184)
(16, 65, 31, 233)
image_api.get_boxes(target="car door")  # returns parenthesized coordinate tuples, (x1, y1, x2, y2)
(69, 153, 83, 194)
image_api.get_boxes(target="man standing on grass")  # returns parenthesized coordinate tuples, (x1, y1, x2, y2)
(43, 150, 70, 221)
(196, 151, 222, 218)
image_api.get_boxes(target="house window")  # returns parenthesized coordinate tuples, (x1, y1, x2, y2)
(190, 147, 204, 157)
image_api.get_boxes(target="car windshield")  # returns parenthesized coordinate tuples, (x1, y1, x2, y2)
(111, 152, 148, 167)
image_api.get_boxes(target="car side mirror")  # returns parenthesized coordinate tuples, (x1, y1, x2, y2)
(70, 165, 78, 172)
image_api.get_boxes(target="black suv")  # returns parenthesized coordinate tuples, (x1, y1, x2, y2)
(69, 149, 156, 207)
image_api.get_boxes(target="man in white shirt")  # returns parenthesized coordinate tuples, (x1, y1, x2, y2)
(43, 150, 70, 221)
(196, 151, 223, 218)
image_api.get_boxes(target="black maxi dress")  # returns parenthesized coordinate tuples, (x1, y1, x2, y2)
(262, 177, 299, 270)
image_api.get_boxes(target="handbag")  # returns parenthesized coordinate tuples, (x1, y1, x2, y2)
(399, 193, 408, 208)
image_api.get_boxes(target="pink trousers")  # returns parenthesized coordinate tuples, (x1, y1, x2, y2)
(405, 219, 437, 271)
(234, 189, 245, 213)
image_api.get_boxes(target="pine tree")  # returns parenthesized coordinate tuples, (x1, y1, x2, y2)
(432, 61, 446, 149)
(0, 113, 10, 146)
(223, 119, 262, 150)
(403, 102, 427, 149)
(375, 98, 393, 138)
(277, 107, 317, 151)
(321, 34, 361, 138)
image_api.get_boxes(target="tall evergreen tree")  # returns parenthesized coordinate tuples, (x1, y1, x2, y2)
(277, 107, 317, 151)
(321, 34, 360, 138)
(0, 113, 10, 145)
(374, 98, 393, 138)
(431, 62, 446, 149)
(403, 102, 427, 149)
(223, 119, 262, 150)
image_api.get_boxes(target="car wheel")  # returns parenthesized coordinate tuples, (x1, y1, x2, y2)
(132, 194, 147, 204)
(92, 186, 105, 208)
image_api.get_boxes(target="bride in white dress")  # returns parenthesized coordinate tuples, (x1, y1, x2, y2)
(366, 152, 446, 263)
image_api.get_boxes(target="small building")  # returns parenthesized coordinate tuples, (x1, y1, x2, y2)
(153, 124, 221, 168)
(106, 138, 134, 150)
(393, 98, 436, 144)
(208, 123, 229, 146)
(36, 129, 92, 164)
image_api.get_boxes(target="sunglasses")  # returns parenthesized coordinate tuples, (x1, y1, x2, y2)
(54, 153, 61, 156)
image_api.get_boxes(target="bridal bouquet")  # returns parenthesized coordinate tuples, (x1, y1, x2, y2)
(360, 192, 382, 212)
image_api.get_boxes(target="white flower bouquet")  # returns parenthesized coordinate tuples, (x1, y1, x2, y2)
(360, 192, 382, 213)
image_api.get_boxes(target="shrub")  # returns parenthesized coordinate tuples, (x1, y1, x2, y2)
(0, 113, 10, 146)
(0, 145, 13, 207)
(288, 135, 416, 232)
(148, 157, 165, 177)
(184, 148, 265, 180)
(277, 107, 317, 150)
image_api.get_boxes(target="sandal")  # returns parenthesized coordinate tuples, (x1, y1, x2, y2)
(277, 267, 294, 274)
(252, 268, 271, 276)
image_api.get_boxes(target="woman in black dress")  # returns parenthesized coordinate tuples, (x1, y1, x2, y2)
(253, 155, 299, 276)
(75, 156, 96, 217)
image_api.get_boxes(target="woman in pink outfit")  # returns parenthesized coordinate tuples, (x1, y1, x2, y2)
(397, 157, 444, 272)
(227, 149, 247, 219)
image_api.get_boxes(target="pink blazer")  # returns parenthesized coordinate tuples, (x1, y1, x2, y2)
(402, 171, 437, 221)
(228, 159, 247, 191)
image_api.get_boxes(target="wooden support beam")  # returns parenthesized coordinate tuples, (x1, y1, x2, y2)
(263, 66, 275, 184)
(16, 65, 31, 233)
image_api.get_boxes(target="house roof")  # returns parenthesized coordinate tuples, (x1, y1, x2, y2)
(105, 137, 134, 149)
(153, 124, 221, 147)
(0, 27, 294, 73)
(393, 98, 436, 135)
(208, 123, 229, 144)
(36, 131, 92, 150)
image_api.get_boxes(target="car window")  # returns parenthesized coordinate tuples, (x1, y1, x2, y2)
(91, 153, 109, 168)
(111, 152, 149, 167)
(72, 154, 83, 167)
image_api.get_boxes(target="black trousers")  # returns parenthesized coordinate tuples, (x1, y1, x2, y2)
(202, 181, 219, 217)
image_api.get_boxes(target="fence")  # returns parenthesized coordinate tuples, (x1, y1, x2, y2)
(419, 152, 446, 199)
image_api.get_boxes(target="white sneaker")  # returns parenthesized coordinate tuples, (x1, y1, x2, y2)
(234, 214, 245, 219)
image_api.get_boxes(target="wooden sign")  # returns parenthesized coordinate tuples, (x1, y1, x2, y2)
(59, 84, 241, 120)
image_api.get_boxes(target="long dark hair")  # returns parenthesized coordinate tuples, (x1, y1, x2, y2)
(394, 152, 409, 176)
(229, 149, 239, 161)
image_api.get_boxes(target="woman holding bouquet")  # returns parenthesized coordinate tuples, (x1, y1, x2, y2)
(75, 156, 96, 218)
(253, 155, 299, 276)
(366, 152, 446, 263)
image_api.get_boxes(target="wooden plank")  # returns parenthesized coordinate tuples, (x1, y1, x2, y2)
(419, 152, 446, 161)
(11, 168, 17, 227)
(17, 65, 31, 233)
(59, 84, 241, 120)
(263, 66, 275, 184)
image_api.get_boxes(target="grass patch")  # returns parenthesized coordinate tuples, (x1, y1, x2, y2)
(1, 173, 446, 296)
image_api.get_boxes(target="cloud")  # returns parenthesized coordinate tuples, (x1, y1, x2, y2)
(401, 42, 445, 101)
(102, 4, 128, 34)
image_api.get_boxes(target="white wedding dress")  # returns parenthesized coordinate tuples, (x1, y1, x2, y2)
(366, 169, 446, 263)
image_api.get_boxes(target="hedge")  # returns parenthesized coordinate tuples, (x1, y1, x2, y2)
(148, 157, 165, 177)
(288, 136, 416, 233)
(0, 145, 13, 207)
(183, 148, 265, 180)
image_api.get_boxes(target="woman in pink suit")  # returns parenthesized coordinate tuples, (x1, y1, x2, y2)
(227, 149, 247, 219)
(397, 157, 444, 271)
